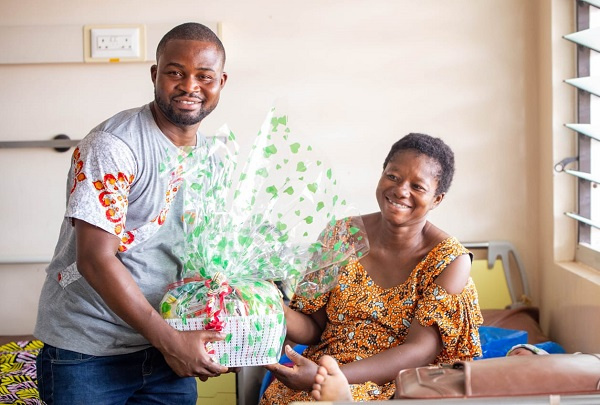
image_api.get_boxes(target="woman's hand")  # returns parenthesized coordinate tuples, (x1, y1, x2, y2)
(263, 345, 319, 391)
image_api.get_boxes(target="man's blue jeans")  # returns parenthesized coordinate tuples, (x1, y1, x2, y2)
(36, 343, 197, 405)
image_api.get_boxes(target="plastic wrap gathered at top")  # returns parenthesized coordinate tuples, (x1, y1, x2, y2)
(159, 108, 369, 366)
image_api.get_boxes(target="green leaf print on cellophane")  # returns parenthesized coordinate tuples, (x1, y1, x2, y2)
(159, 107, 369, 367)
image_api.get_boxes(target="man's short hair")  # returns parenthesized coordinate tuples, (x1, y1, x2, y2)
(156, 22, 225, 64)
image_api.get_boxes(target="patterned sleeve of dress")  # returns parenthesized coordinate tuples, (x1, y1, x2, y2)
(289, 216, 369, 314)
(65, 131, 136, 243)
(414, 239, 484, 362)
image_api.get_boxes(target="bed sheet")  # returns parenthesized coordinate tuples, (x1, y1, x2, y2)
(481, 306, 547, 344)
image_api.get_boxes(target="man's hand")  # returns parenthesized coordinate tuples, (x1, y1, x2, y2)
(73, 220, 231, 380)
(263, 345, 318, 391)
(160, 329, 229, 378)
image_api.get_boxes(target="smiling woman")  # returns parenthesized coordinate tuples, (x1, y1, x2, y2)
(376, 150, 445, 233)
(260, 133, 483, 404)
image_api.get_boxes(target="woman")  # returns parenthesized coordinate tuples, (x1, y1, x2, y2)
(261, 133, 483, 403)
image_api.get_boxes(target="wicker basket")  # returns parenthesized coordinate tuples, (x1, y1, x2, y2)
(166, 313, 286, 367)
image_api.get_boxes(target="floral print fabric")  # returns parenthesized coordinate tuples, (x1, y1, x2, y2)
(67, 132, 184, 253)
(66, 133, 136, 250)
(261, 235, 482, 403)
(0, 340, 44, 404)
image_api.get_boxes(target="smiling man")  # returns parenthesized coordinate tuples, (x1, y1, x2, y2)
(34, 23, 229, 405)
(151, 27, 227, 141)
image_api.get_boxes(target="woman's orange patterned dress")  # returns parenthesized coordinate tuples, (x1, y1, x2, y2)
(260, 236, 483, 404)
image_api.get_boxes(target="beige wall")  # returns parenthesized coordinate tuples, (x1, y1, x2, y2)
(0, 0, 597, 352)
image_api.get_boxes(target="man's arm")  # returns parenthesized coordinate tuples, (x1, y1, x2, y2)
(74, 219, 228, 378)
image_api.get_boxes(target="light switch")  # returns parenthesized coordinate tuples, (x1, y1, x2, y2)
(84, 24, 146, 62)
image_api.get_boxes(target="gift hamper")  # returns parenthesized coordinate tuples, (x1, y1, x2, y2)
(159, 108, 369, 367)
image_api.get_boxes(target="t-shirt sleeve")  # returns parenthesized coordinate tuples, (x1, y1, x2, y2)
(65, 132, 136, 246)
(415, 277, 484, 361)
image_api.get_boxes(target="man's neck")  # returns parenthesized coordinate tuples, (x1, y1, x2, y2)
(150, 102, 199, 147)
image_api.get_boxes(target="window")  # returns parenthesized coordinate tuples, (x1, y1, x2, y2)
(562, 0, 600, 268)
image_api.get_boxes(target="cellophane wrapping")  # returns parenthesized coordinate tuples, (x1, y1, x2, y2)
(159, 108, 369, 366)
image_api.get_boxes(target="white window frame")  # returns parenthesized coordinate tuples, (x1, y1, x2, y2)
(563, 0, 600, 270)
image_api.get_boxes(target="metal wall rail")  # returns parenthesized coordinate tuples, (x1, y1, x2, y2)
(0, 134, 234, 265)
(0, 256, 52, 265)
(0, 135, 228, 153)
(0, 135, 80, 152)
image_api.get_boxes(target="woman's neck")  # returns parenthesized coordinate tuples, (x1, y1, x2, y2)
(364, 212, 432, 253)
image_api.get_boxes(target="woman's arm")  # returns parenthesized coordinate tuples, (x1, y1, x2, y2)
(340, 321, 442, 385)
(340, 253, 472, 385)
(284, 305, 327, 345)
(434, 253, 472, 294)
(265, 320, 441, 390)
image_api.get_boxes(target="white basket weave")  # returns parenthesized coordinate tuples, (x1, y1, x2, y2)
(166, 313, 286, 367)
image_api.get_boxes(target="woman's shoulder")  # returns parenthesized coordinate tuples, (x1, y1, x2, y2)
(358, 212, 380, 227)
(429, 236, 467, 256)
(422, 222, 460, 250)
(420, 234, 472, 293)
(422, 227, 469, 264)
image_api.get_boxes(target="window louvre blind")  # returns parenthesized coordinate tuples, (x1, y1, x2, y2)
(562, 0, 600, 252)
(564, 26, 600, 52)
(566, 212, 600, 230)
(583, 0, 600, 9)
(564, 169, 600, 185)
(565, 123, 600, 142)
(564, 77, 600, 96)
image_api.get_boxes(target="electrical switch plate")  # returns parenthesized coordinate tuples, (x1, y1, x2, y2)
(84, 24, 146, 63)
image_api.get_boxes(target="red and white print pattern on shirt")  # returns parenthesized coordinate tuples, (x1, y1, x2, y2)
(68, 140, 184, 253)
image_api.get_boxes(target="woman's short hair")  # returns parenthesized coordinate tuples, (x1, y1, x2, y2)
(382, 133, 455, 195)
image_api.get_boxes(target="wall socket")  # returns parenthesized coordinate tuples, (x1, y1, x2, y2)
(84, 24, 146, 63)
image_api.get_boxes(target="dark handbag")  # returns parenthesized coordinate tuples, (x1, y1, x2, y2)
(395, 353, 600, 398)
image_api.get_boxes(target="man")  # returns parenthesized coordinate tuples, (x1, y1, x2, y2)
(34, 22, 229, 404)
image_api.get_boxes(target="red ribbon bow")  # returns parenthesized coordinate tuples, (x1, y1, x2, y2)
(198, 272, 233, 331)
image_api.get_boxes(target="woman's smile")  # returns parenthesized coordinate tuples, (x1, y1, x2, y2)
(385, 196, 411, 210)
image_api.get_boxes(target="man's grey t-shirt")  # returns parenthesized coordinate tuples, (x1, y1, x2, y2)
(35, 103, 208, 356)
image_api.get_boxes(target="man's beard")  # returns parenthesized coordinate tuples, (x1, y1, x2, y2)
(154, 91, 215, 126)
